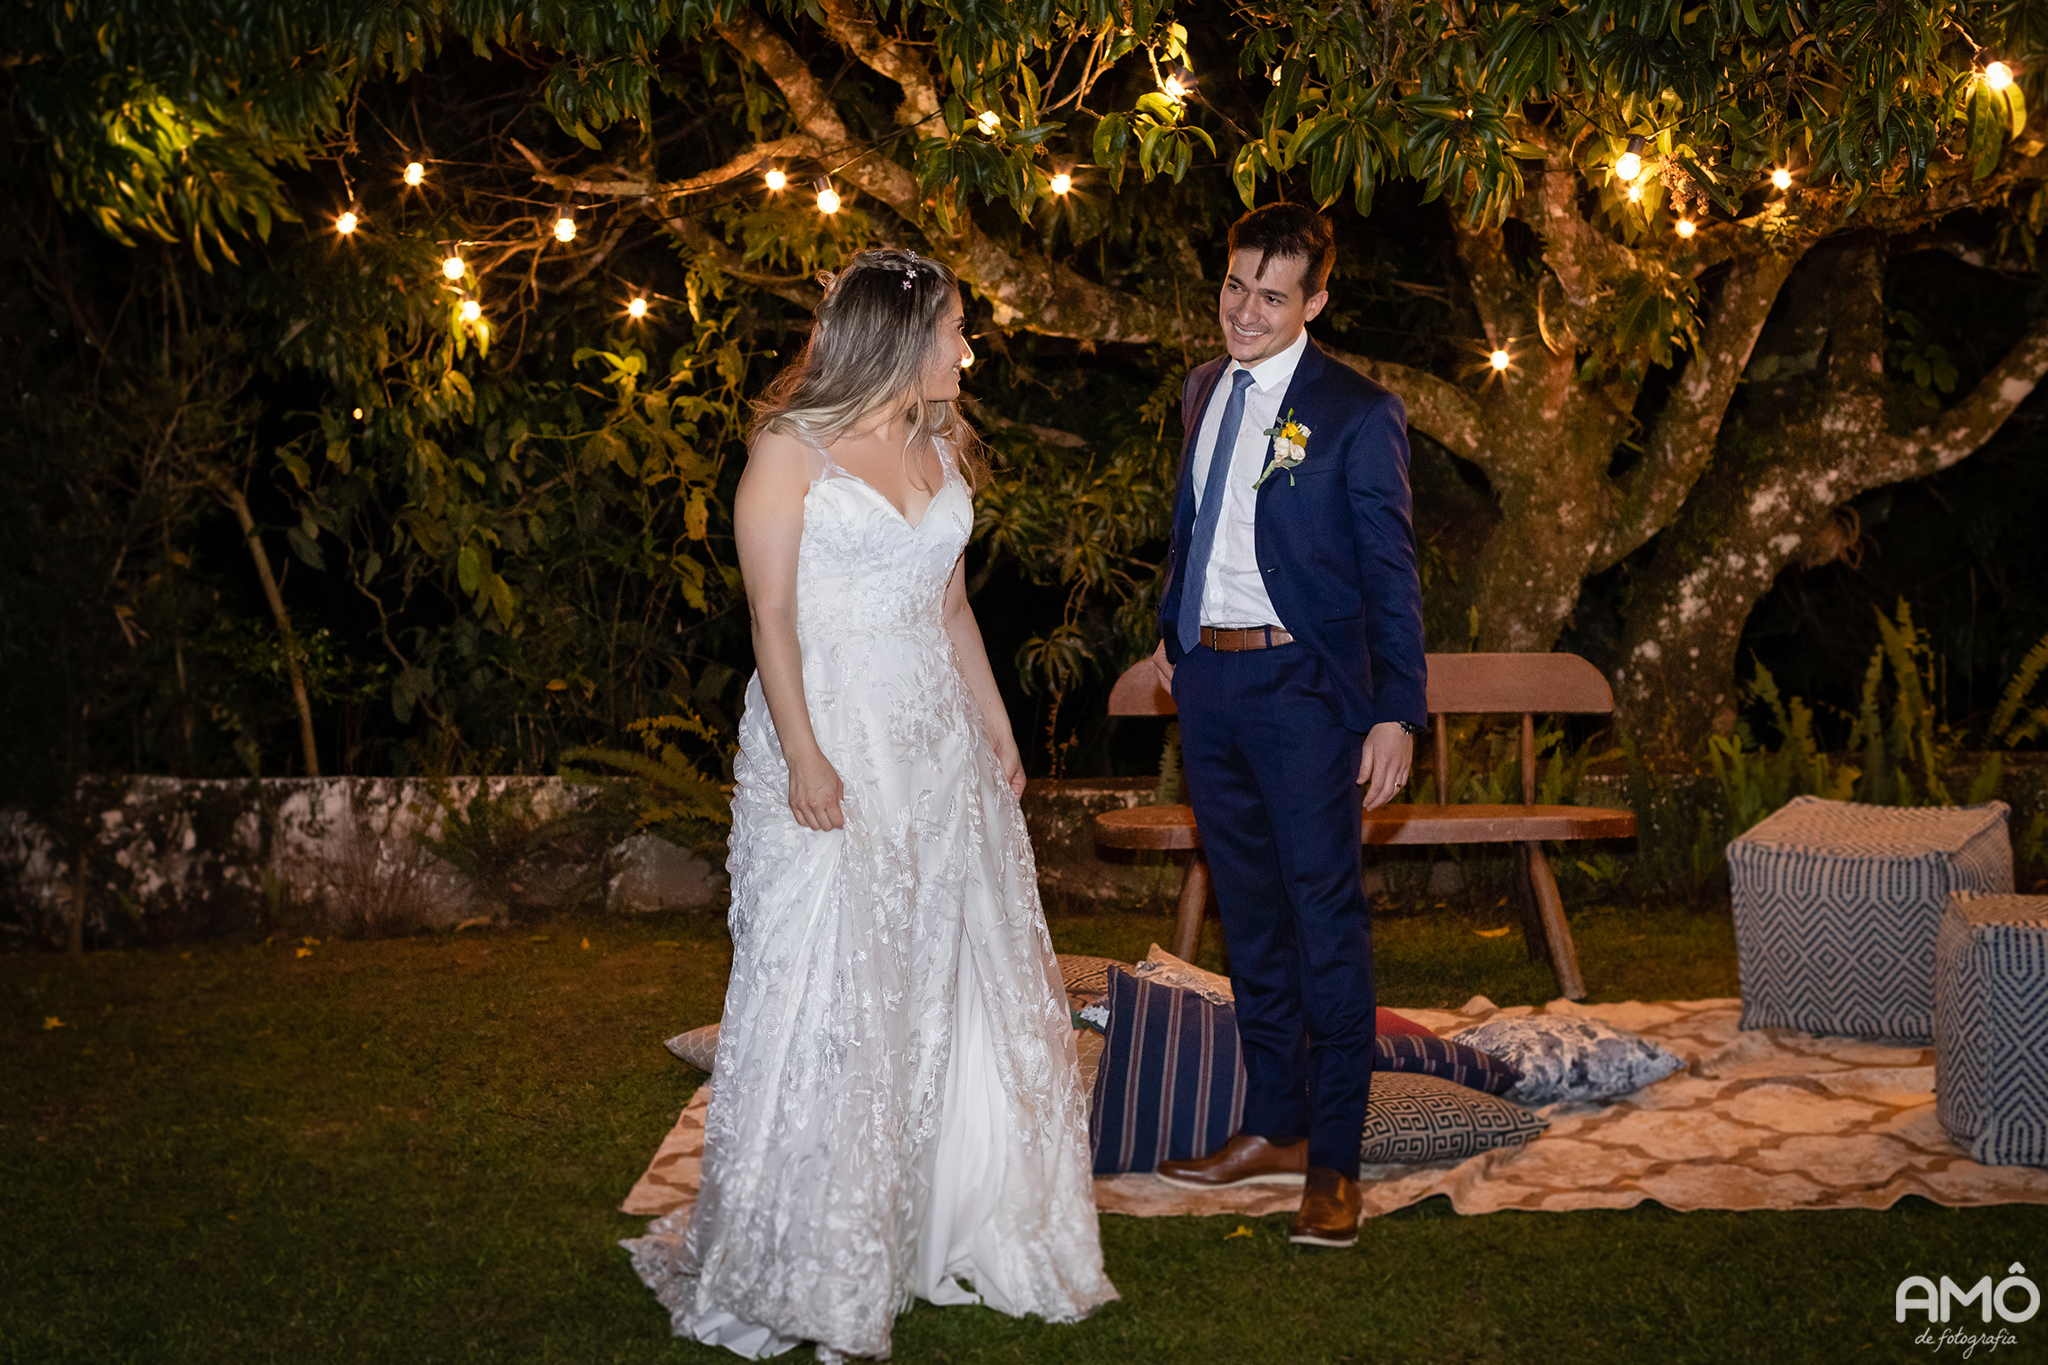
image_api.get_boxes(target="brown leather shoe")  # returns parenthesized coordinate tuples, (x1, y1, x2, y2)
(1154, 1134, 1308, 1189)
(1288, 1167, 1363, 1248)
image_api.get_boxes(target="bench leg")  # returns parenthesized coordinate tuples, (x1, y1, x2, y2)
(1171, 852, 1211, 963)
(1523, 841, 1587, 1001)
(1510, 844, 1549, 964)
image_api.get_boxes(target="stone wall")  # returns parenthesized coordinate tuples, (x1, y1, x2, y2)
(0, 776, 727, 949)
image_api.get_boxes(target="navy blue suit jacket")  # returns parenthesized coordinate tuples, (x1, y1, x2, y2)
(1157, 336, 1428, 735)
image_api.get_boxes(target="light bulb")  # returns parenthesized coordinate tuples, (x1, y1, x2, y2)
(553, 216, 576, 243)
(352, 407, 365, 420)
(1771, 168, 1792, 190)
(1986, 61, 2015, 91)
(764, 168, 786, 191)
(1614, 151, 1642, 183)
(978, 109, 1001, 135)
(1161, 74, 1188, 102)
(404, 162, 425, 187)
(442, 254, 466, 280)
(460, 299, 482, 323)
(627, 298, 648, 319)
(1626, 182, 1643, 202)
(1489, 349, 1511, 372)
(1049, 172, 1072, 195)
(817, 186, 841, 214)
(335, 211, 358, 235)
(1675, 218, 1697, 239)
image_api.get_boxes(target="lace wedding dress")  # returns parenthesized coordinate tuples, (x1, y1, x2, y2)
(623, 443, 1117, 1360)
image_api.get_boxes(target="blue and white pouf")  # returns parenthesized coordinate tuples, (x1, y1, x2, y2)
(1936, 893, 2048, 1167)
(1729, 797, 2012, 1043)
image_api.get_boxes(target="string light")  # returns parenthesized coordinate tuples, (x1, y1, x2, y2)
(404, 162, 426, 187)
(978, 109, 1002, 135)
(627, 297, 648, 319)
(1626, 183, 1644, 203)
(442, 254, 467, 280)
(1986, 60, 2016, 91)
(1049, 172, 1072, 195)
(816, 182, 841, 214)
(553, 214, 577, 243)
(352, 407, 365, 420)
(335, 211, 359, 235)
(764, 168, 787, 191)
(1161, 73, 1189, 102)
(1614, 135, 1646, 183)
(1675, 218, 1697, 239)
(1489, 349, 1511, 372)
(459, 299, 482, 323)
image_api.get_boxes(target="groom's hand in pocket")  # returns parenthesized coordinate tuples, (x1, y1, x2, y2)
(1357, 722, 1413, 811)
(789, 752, 846, 830)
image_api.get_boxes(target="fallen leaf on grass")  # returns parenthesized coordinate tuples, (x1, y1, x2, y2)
(454, 916, 493, 932)
(529, 936, 550, 943)
(653, 940, 682, 948)
(581, 938, 591, 950)
(1475, 927, 1511, 938)
(42, 1017, 66, 1030)
(1225, 1225, 1253, 1240)
(296, 947, 314, 959)
(300, 937, 320, 947)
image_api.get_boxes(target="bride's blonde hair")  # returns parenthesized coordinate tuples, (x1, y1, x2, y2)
(750, 248, 988, 489)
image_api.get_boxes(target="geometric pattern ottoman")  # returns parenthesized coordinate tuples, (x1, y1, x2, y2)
(1936, 893, 2048, 1166)
(1730, 797, 2011, 1043)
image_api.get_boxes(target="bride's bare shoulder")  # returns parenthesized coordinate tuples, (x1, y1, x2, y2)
(739, 428, 815, 496)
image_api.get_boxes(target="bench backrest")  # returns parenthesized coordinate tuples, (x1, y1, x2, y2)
(1107, 651, 1616, 805)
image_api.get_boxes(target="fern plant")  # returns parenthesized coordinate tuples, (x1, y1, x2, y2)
(561, 711, 732, 850)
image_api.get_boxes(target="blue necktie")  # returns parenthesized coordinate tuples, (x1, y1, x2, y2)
(1177, 369, 1258, 653)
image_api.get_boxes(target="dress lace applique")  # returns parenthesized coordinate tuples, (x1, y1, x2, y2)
(622, 447, 1118, 1360)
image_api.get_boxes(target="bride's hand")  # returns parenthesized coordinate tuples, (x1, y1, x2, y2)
(787, 751, 846, 831)
(994, 733, 1027, 798)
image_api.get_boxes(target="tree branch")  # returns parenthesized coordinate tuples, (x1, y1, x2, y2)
(1887, 307, 2048, 476)
(1598, 246, 1806, 568)
(1322, 347, 1487, 465)
(813, 0, 942, 128)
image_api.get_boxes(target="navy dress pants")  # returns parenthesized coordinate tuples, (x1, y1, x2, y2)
(1173, 642, 1375, 1178)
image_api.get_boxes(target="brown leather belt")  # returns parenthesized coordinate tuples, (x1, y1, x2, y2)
(1200, 625, 1295, 651)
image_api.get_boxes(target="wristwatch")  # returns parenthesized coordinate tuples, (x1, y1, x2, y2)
(1396, 720, 1429, 737)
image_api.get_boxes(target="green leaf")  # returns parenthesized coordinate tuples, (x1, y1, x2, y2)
(457, 545, 481, 595)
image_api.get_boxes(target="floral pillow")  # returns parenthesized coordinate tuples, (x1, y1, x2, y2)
(1450, 1015, 1686, 1106)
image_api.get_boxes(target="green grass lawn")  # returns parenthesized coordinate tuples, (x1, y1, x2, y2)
(3, 900, 2042, 1364)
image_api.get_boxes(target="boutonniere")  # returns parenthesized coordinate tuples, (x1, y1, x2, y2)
(1252, 410, 1311, 489)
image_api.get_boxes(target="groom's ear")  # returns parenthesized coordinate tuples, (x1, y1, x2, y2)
(1302, 289, 1329, 323)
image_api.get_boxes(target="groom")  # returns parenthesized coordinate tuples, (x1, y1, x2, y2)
(1149, 203, 1427, 1247)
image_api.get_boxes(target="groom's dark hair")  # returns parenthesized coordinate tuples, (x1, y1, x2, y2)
(1227, 203, 1336, 297)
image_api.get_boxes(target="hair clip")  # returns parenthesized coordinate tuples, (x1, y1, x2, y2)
(902, 266, 917, 290)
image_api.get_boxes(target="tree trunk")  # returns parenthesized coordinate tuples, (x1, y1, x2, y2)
(214, 479, 322, 776)
(1613, 234, 2048, 749)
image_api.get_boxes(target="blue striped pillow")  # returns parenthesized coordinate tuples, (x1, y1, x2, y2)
(1373, 1033, 1521, 1096)
(1089, 969, 1246, 1174)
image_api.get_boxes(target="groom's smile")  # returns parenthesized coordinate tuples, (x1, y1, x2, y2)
(1218, 246, 1328, 367)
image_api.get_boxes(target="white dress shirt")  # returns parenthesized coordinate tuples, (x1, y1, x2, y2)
(1188, 326, 1309, 629)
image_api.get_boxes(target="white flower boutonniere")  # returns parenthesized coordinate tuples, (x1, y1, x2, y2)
(1252, 410, 1312, 489)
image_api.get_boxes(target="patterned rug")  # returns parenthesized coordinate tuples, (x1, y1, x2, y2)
(621, 996, 2048, 1222)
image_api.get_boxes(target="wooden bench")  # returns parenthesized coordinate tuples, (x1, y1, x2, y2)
(1092, 652, 1636, 1000)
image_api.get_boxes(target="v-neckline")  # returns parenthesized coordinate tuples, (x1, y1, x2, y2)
(814, 442, 950, 531)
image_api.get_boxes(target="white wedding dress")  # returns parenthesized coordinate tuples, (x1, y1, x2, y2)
(623, 441, 1117, 1360)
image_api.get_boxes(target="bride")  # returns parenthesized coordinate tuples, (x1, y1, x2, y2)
(625, 249, 1117, 1360)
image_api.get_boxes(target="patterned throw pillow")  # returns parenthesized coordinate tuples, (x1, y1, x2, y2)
(1452, 1015, 1687, 1106)
(1361, 1072, 1549, 1164)
(665, 1022, 720, 1071)
(1373, 1034, 1521, 1095)
(1058, 954, 1126, 1007)
(1090, 970, 1247, 1174)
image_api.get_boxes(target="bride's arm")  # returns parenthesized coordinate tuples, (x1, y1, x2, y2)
(941, 553, 1027, 796)
(734, 432, 844, 831)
